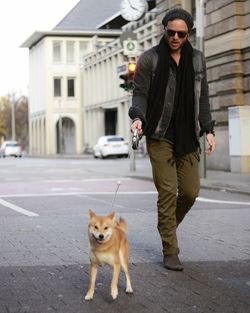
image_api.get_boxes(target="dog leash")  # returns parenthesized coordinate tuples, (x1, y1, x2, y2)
(110, 181, 121, 210)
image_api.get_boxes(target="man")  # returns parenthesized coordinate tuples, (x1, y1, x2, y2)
(129, 7, 216, 271)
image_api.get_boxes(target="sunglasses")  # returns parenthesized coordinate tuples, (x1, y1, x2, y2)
(165, 28, 188, 38)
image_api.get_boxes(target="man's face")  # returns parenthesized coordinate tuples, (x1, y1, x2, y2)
(165, 19, 189, 52)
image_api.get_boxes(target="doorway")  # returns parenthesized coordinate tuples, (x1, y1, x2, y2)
(104, 109, 117, 135)
(56, 117, 76, 154)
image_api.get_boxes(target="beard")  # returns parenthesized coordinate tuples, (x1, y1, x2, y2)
(166, 36, 187, 52)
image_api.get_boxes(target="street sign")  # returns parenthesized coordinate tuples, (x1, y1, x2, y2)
(117, 64, 127, 73)
(123, 40, 138, 56)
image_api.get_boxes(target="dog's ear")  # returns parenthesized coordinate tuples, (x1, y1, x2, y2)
(108, 211, 116, 222)
(89, 209, 96, 218)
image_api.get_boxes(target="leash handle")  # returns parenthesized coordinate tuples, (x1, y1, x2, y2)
(132, 129, 140, 150)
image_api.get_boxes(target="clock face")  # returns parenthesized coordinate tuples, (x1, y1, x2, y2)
(120, 0, 148, 21)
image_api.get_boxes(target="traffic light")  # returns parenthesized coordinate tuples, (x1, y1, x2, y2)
(128, 61, 136, 81)
(128, 61, 136, 89)
(119, 73, 129, 91)
(119, 61, 137, 91)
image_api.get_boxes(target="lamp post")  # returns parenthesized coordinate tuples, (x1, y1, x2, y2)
(196, 0, 206, 178)
(11, 95, 16, 141)
(128, 91, 136, 172)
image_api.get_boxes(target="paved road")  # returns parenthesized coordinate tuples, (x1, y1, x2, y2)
(0, 157, 249, 313)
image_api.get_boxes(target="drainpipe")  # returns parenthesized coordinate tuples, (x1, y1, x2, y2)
(196, 0, 206, 178)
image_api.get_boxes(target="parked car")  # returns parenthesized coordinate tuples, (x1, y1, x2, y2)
(93, 135, 129, 158)
(0, 141, 22, 157)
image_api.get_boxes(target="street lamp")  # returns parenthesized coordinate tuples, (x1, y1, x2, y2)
(10, 94, 16, 141)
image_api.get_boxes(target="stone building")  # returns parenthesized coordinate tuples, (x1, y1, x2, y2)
(204, 0, 250, 171)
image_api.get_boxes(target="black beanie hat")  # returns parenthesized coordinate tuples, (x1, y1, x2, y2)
(162, 7, 194, 31)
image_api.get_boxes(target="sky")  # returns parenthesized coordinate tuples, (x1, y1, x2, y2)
(0, 0, 79, 97)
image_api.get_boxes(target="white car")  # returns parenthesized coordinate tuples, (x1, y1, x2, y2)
(0, 141, 22, 157)
(93, 135, 129, 158)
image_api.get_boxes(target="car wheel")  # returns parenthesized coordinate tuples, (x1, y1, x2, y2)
(100, 149, 105, 159)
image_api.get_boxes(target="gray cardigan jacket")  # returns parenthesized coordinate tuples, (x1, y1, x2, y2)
(128, 45, 214, 141)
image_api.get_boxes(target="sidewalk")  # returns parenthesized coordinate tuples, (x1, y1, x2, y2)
(200, 169, 250, 195)
(127, 155, 250, 195)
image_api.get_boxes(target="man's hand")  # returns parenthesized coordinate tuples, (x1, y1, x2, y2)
(130, 119, 143, 136)
(205, 133, 216, 155)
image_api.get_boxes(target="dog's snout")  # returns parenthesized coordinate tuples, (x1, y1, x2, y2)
(99, 234, 104, 240)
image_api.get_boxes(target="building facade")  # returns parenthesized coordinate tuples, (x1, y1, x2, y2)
(82, 13, 159, 150)
(22, 31, 121, 155)
(204, 0, 250, 171)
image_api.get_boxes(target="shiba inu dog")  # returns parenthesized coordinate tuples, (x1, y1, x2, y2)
(85, 209, 133, 300)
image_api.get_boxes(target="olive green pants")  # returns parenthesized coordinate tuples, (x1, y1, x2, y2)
(147, 138, 200, 256)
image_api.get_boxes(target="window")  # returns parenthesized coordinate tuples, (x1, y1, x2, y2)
(67, 78, 75, 97)
(54, 78, 61, 97)
(66, 41, 75, 63)
(79, 41, 91, 62)
(53, 41, 61, 63)
(80, 41, 89, 54)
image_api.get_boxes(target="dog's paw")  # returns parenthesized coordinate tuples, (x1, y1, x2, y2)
(111, 288, 118, 300)
(126, 286, 133, 294)
(85, 293, 93, 301)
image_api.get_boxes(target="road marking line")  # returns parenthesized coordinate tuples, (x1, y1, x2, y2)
(0, 198, 39, 217)
(198, 196, 250, 206)
(29, 178, 133, 183)
(80, 178, 132, 182)
(0, 191, 157, 198)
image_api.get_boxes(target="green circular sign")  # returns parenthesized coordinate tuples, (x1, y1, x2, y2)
(127, 42, 135, 51)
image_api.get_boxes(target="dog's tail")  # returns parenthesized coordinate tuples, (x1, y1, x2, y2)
(117, 217, 127, 233)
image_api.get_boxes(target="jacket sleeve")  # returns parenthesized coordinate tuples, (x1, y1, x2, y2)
(199, 53, 215, 136)
(128, 50, 154, 123)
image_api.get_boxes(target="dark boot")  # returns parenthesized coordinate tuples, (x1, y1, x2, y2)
(163, 254, 184, 271)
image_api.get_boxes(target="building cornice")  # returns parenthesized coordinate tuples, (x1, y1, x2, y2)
(21, 29, 122, 49)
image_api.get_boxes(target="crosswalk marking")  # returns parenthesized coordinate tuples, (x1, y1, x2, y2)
(0, 198, 39, 217)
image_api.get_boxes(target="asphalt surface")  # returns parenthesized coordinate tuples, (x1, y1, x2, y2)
(0, 156, 249, 313)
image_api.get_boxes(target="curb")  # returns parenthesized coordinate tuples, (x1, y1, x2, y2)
(129, 175, 250, 195)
